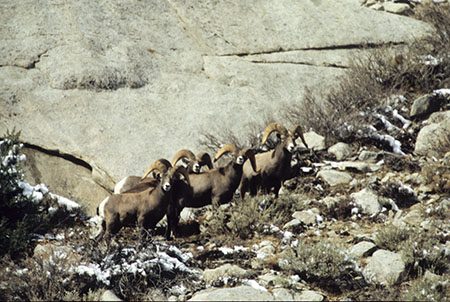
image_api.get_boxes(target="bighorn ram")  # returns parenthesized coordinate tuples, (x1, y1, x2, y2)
(188, 144, 257, 207)
(171, 149, 213, 174)
(97, 160, 189, 240)
(113, 158, 172, 194)
(240, 123, 308, 198)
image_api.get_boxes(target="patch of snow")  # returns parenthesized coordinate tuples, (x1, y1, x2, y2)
(392, 109, 411, 129)
(316, 214, 324, 224)
(14, 268, 29, 276)
(301, 167, 313, 173)
(55, 233, 65, 241)
(18, 181, 48, 203)
(370, 133, 405, 155)
(421, 54, 441, 66)
(73, 263, 111, 286)
(218, 245, 247, 255)
(169, 245, 192, 263)
(49, 193, 80, 211)
(170, 284, 187, 296)
(434, 88, 450, 96)
(243, 279, 267, 292)
(290, 275, 301, 283)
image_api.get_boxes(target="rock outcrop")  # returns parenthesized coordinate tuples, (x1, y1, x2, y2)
(0, 0, 432, 210)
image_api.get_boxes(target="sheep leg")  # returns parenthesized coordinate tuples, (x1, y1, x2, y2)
(272, 181, 281, 199)
(240, 179, 249, 200)
(249, 177, 259, 197)
(212, 196, 220, 209)
(138, 215, 150, 241)
(165, 203, 180, 240)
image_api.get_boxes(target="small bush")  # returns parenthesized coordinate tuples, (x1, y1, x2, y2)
(374, 224, 411, 252)
(285, 241, 365, 293)
(401, 275, 448, 302)
(0, 130, 84, 259)
(203, 195, 308, 241)
(378, 181, 418, 208)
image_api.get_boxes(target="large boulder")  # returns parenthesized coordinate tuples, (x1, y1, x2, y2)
(415, 111, 450, 158)
(363, 249, 406, 286)
(350, 188, 382, 216)
(1, 0, 432, 205)
(22, 147, 111, 216)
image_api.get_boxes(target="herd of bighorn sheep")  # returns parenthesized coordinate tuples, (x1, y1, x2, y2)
(96, 122, 309, 241)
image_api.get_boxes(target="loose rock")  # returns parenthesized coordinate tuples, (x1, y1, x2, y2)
(351, 188, 382, 216)
(317, 169, 353, 186)
(328, 142, 353, 160)
(363, 249, 406, 286)
(349, 241, 377, 258)
(203, 264, 249, 285)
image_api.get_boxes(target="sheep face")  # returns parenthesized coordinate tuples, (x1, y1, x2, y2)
(285, 136, 297, 153)
(192, 162, 201, 173)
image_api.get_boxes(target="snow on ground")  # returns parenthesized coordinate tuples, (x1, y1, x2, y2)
(49, 193, 80, 211)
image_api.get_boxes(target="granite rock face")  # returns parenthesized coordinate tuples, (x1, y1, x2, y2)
(0, 0, 431, 210)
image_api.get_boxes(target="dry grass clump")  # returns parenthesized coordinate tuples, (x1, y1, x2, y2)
(375, 224, 449, 278)
(284, 241, 366, 293)
(375, 224, 411, 252)
(377, 181, 418, 208)
(401, 274, 448, 302)
(203, 195, 308, 240)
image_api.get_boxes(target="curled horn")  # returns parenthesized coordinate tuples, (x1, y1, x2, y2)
(171, 149, 196, 167)
(290, 125, 309, 149)
(261, 122, 288, 145)
(196, 152, 213, 169)
(172, 166, 190, 185)
(214, 144, 237, 162)
(141, 158, 172, 180)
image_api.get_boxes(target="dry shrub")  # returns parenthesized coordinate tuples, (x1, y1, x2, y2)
(284, 4, 450, 145)
(378, 181, 418, 208)
(375, 224, 411, 252)
(401, 274, 448, 302)
(375, 224, 449, 277)
(203, 195, 307, 241)
(285, 241, 366, 293)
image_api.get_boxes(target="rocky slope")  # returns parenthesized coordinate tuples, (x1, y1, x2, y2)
(0, 0, 433, 214)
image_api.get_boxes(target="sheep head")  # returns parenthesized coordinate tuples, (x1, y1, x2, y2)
(159, 165, 190, 192)
(196, 151, 213, 170)
(141, 158, 172, 180)
(261, 123, 308, 153)
(172, 149, 205, 174)
(214, 144, 257, 172)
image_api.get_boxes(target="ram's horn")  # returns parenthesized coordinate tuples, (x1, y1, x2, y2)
(141, 158, 172, 180)
(214, 144, 237, 162)
(171, 149, 196, 167)
(261, 122, 288, 145)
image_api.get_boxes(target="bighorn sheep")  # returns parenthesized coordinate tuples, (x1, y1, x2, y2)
(240, 123, 308, 198)
(187, 144, 257, 207)
(113, 158, 172, 194)
(97, 160, 189, 240)
(171, 149, 213, 174)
